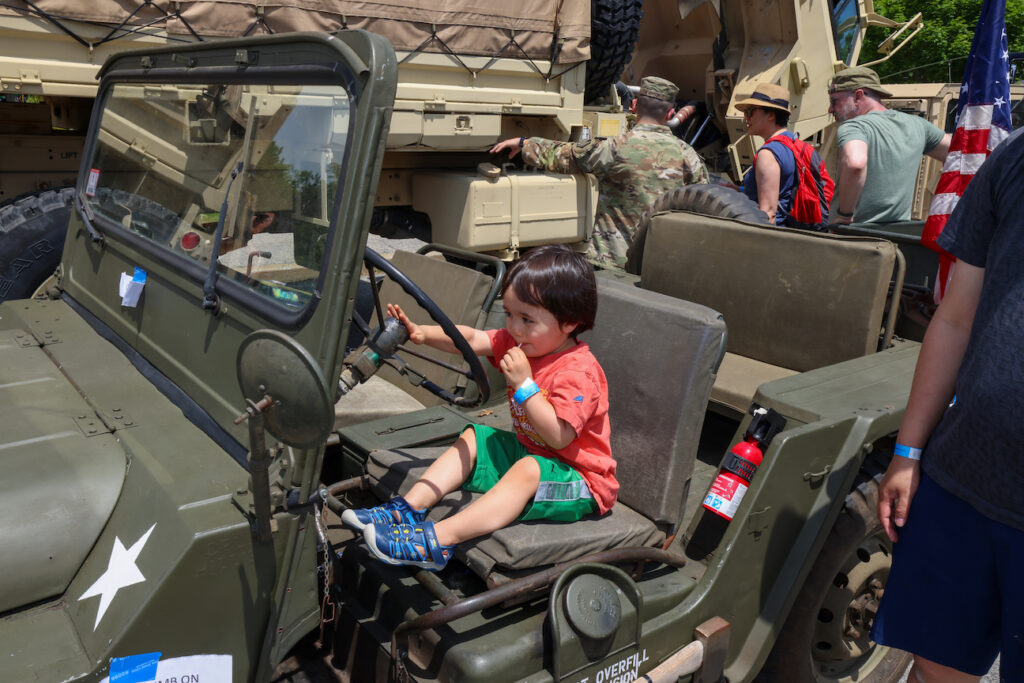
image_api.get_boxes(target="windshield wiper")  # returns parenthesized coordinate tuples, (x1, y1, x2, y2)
(201, 161, 243, 313)
(74, 191, 105, 244)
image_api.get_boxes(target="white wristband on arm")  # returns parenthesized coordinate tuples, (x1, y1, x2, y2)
(893, 443, 922, 461)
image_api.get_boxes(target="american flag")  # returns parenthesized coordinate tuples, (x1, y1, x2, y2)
(921, 0, 1012, 301)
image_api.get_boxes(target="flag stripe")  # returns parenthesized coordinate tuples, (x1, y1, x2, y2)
(922, 0, 1011, 302)
(929, 193, 962, 215)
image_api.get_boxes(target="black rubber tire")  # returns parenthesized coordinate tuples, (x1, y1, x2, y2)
(0, 187, 74, 303)
(624, 184, 769, 274)
(756, 456, 912, 683)
(585, 0, 644, 104)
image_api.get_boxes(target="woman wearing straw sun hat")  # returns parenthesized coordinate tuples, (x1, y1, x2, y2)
(736, 83, 802, 226)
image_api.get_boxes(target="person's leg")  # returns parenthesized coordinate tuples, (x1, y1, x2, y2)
(995, 499, 1024, 683)
(907, 657, 979, 683)
(402, 427, 478, 510)
(342, 427, 478, 531)
(871, 472, 1000, 677)
(432, 456, 541, 546)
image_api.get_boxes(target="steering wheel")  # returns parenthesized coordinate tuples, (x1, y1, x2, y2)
(347, 246, 490, 408)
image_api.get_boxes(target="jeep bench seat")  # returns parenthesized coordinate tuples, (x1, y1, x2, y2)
(639, 211, 898, 415)
(365, 276, 726, 577)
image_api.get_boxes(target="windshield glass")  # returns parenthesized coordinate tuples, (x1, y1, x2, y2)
(84, 82, 350, 312)
(830, 0, 860, 65)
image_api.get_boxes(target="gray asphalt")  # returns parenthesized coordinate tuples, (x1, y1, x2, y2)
(898, 656, 999, 682)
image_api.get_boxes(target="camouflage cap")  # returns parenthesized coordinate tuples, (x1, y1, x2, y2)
(639, 76, 679, 103)
(828, 66, 893, 98)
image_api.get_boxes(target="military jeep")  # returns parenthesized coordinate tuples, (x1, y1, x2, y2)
(1, 33, 924, 683)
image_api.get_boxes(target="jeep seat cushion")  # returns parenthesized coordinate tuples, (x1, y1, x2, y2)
(363, 277, 725, 574)
(640, 211, 897, 373)
(580, 276, 725, 526)
(367, 447, 664, 574)
(712, 353, 799, 415)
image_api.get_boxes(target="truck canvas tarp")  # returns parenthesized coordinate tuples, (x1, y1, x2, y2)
(0, 0, 590, 64)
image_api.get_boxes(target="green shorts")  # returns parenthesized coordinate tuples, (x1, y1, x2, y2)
(464, 424, 598, 522)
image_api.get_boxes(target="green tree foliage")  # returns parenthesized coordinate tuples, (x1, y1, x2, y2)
(858, 0, 1024, 83)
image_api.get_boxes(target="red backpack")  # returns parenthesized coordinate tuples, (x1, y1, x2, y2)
(767, 134, 835, 231)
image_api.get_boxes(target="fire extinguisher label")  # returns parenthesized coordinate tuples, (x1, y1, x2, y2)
(703, 477, 748, 520)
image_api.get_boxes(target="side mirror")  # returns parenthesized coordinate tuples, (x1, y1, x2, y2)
(235, 330, 333, 541)
(236, 329, 333, 450)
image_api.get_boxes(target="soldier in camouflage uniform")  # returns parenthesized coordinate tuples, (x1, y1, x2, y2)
(491, 76, 709, 269)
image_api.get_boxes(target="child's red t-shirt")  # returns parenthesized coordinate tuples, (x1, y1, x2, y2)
(486, 328, 617, 513)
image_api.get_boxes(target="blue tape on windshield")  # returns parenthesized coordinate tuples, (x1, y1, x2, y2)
(109, 652, 161, 683)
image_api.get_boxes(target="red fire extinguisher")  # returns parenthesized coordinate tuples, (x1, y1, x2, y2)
(703, 406, 786, 521)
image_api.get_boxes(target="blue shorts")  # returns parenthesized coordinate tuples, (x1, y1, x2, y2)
(871, 471, 1024, 677)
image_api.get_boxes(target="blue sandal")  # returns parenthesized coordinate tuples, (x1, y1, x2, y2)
(340, 496, 426, 531)
(363, 520, 454, 571)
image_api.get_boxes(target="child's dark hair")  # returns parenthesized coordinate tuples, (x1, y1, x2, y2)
(502, 245, 597, 338)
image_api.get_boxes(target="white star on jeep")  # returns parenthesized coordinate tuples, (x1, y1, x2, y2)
(78, 524, 156, 630)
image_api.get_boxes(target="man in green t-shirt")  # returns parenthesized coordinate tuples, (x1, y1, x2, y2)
(828, 66, 951, 224)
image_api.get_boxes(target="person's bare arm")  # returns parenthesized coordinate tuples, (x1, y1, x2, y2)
(877, 260, 984, 542)
(387, 303, 493, 356)
(754, 148, 781, 223)
(834, 139, 868, 224)
(499, 346, 577, 449)
(926, 133, 953, 162)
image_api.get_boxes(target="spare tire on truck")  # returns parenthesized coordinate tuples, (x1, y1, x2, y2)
(0, 187, 73, 303)
(625, 184, 769, 274)
(585, 0, 644, 104)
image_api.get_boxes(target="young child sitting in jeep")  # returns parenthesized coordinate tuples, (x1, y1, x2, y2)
(342, 245, 616, 570)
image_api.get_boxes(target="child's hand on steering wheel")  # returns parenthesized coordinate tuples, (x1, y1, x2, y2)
(387, 303, 425, 344)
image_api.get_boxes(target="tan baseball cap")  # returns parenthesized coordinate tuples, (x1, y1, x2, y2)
(735, 83, 791, 114)
(639, 76, 679, 102)
(828, 66, 893, 98)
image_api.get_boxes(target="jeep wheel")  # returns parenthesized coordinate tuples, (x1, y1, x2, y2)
(585, 0, 644, 104)
(0, 188, 74, 303)
(757, 463, 911, 683)
(625, 184, 768, 274)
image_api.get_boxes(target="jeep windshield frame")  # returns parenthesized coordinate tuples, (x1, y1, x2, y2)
(78, 62, 357, 329)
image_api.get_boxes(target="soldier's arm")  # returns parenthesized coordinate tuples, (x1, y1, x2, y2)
(522, 137, 613, 175)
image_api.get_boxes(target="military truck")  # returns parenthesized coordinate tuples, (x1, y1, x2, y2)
(0, 0, 931, 303)
(0, 26, 933, 683)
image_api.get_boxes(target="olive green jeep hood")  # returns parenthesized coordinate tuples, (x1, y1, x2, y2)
(0, 300, 128, 614)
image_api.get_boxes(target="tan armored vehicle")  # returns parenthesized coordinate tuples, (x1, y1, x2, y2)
(0, 0, 929, 301)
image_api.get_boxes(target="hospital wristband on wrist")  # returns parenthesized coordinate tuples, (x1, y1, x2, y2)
(893, 443, 922, 461)
(513, 378, 540, 405)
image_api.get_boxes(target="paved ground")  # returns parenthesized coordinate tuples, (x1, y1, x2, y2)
(366, 233, 426, 256)
(898, 656, 1000, 682)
